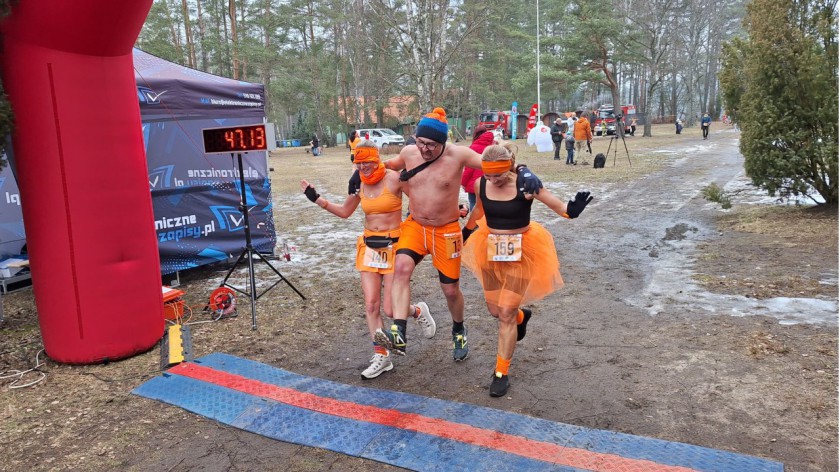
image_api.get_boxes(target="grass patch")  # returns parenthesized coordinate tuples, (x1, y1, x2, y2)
(718, 205, 838, 239)
(273, 124, 698, 195)
(747, 332, 790, 357)
(701, 182, 732, 209)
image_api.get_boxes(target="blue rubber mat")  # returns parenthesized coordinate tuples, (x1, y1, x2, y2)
(132, 353, 784, 472)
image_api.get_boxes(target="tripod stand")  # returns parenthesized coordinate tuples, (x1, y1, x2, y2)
(606, 119, 632, 166)
(219, 152, 306, 330)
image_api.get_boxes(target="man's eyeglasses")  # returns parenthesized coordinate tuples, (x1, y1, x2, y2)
(415, 139, 439, 150)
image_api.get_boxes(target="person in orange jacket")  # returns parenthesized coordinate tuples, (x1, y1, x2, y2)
(572, 110, 593, 163)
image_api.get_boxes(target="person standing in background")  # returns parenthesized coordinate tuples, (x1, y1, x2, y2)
(573, 110, 593, 162)
(348, 130, 361, 162)
(550, 118, 565, 161)
(566, 114, 576, 135)
(701, 112, 711, 140)
(310, 134, 321, 156)
(564, 129, 576, 165)
(461, 125, 495, 210)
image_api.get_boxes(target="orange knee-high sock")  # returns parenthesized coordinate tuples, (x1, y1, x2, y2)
(374, 343, 388, 356)
(495, 355, 511, 376)
(516, 309, 525, 325)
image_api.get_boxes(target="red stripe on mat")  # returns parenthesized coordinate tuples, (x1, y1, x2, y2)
(170, 362, 695, 472)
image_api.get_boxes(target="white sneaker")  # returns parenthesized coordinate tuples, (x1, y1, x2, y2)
(414, 302, 436, 339)
(361, 353, 393, 379)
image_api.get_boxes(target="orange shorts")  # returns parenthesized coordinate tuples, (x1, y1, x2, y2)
(395, 215, 462, 281)
(355, 228, 401, 274)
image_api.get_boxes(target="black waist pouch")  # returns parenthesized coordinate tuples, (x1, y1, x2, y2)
(364, 235, 399, 249)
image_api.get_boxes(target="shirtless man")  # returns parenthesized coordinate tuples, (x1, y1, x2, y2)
(370, 107, 543, 361)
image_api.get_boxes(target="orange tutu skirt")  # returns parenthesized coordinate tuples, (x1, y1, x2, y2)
(462, 222, 563, 309)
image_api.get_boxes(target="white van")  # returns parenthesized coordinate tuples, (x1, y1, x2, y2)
(357, 128, 406, 149)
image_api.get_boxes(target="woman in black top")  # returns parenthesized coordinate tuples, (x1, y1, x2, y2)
(461, 142, 592, 397)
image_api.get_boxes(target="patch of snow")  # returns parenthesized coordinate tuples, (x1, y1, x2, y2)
(626, 231, 838, 327)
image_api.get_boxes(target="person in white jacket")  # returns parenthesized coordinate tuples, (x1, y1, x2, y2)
(526, 123, 554, 152)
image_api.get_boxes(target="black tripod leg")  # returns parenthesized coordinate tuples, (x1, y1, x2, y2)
(219, 249, 249, 291)
(246, 247, 258, 329)
(622, 134, 632, 166)
(222, 152, 306, 330)
(614, 141, 618, 166)
(253, 251, 306, 300)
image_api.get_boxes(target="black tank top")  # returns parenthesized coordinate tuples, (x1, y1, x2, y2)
(479, 177, 532, 229)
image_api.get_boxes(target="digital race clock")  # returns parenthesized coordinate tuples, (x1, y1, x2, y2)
(202, 124, 268, 154)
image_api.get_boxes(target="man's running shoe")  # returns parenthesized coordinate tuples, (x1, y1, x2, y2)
(374, 325, 406, 355)
(414, 302, 436, 339)
(452, 327, 469, 361)
(361, 353, 393, 379)
(517, 308, 532, 341)
(489, 371, 510, 397)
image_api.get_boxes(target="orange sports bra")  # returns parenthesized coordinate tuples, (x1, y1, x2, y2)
(360, 185, 402, 215)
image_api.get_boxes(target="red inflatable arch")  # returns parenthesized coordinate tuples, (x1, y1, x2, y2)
(0, 1, 164, 363)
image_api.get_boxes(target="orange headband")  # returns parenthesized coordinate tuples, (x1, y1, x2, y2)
(353, 147, 380, 164)
(481, 160, 512, 174)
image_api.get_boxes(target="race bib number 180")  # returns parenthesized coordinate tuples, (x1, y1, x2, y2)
(487, 233, 523, 261)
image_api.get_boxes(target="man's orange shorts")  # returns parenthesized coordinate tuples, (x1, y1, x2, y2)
(395, 215, 462, 281)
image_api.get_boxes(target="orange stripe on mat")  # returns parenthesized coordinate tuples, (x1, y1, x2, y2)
(170, 363, 696, 472)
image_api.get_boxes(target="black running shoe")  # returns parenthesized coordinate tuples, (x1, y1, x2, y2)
(452, 327, 469, 361)
(489, 372, 510, 397)
(517, 308, 532, 342)
(374, 326, 406, 355)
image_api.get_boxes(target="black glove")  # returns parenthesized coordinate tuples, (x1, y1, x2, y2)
(348, 169, 361, 195)
(564, 191, 593, 219)
(303, 185, 320, 203)
(461, 225, 476, 243)
(516, 165, 543, 194)
(458, 203, 468, 218)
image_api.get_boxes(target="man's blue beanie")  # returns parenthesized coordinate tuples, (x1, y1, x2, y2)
(416, 107, 449, 144)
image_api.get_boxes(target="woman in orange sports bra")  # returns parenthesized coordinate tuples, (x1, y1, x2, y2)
(301, 140, 436, 379)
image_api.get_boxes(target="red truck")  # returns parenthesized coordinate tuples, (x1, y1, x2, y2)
(478, 110, 512, 139)
(593, 104, 636, 135)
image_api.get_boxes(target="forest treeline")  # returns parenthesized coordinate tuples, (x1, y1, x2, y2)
(0, 0, 833, 204)
(136, 0, 744, 141)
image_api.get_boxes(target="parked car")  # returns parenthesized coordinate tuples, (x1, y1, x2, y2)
(356, 128, 405, 149)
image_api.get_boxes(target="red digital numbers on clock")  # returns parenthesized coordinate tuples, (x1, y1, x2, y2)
(202, 124, 268, 154)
